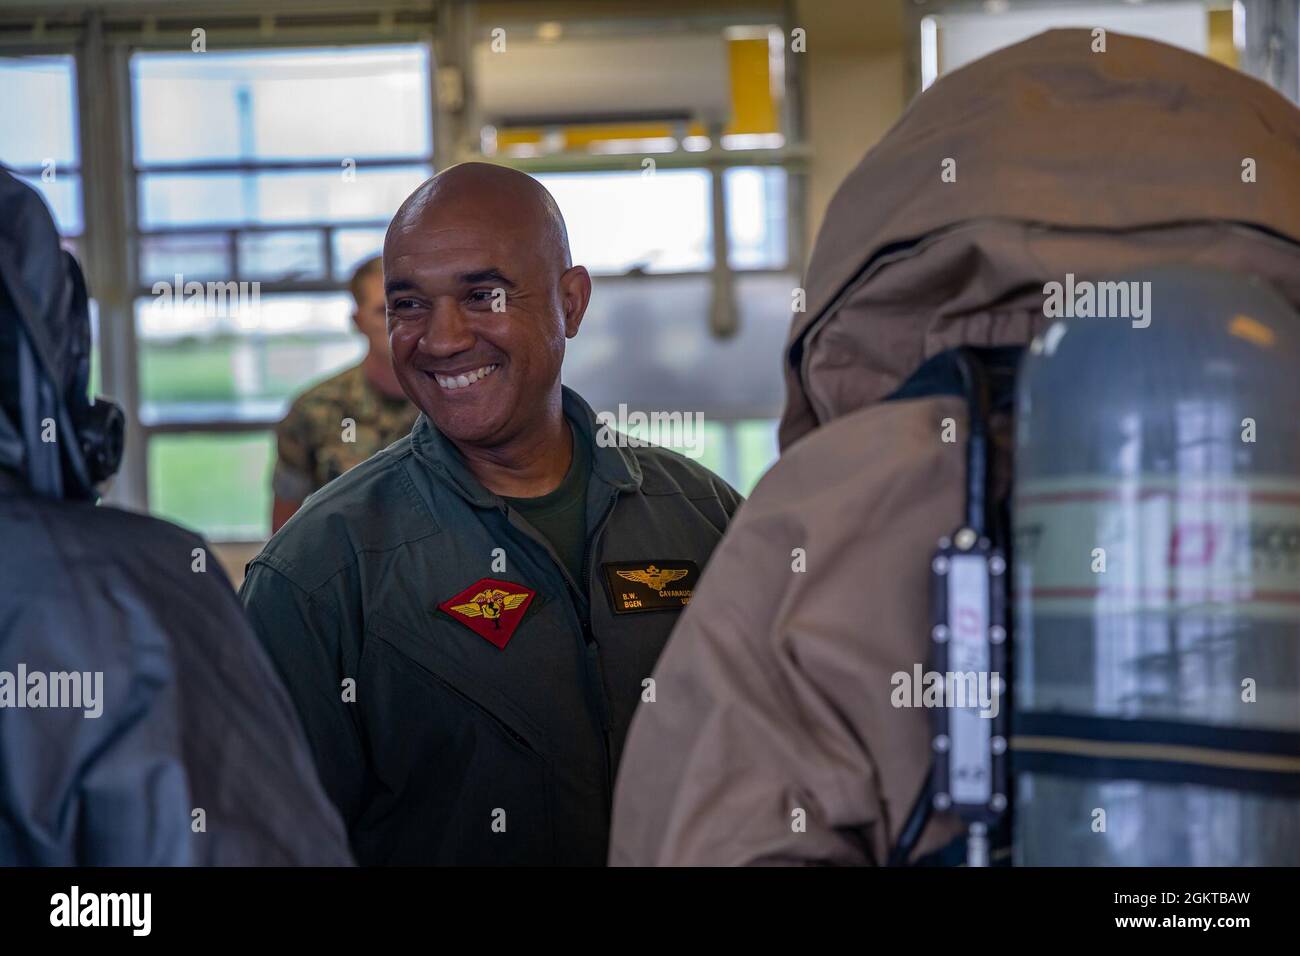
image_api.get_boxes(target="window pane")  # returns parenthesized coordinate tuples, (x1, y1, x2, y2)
(932, 4, 1207, 84)
(136, 293, 363, 423)
(736, 418, 778, 493)
(564, 272, 791, 420)
(619, 417, 726, 477)
(333, 228, 387, 278)
(132, 46, 431, 164)
(1, 56, 80, 235)
(138, 166, 429, 228)
(0, 55, 78, 168)
(237, 230, 327, 282)
(148, 432, 275, 540)
(140, 232, 232, 284)
(537, 170, 712, 274)
(726, 167, 787, 269)
(88, 300, 101, 398)
(13, 172, 83, 236)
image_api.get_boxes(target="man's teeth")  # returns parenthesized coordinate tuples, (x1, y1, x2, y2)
(434, 363, 500, 390)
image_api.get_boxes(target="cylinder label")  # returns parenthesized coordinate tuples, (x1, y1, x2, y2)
(1014, 476, 1300, 620)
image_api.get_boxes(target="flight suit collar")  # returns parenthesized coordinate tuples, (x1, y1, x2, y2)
(409, 385, 642, 509)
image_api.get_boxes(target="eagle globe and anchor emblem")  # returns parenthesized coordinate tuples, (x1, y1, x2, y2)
(449, 588, 531, 629)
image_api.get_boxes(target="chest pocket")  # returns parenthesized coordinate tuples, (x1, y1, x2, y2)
(358, 611, 555, 864)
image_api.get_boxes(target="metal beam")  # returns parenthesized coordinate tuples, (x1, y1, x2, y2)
(431, 0, 471, 169)
(484, 142, 809, 175)
(1243, 0, 1299, 103)
(77, 12, 147, 510)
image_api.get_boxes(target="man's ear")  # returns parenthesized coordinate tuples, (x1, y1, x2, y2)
(559, 265, 592, 338)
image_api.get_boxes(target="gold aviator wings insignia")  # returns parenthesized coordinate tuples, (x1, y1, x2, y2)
(617, 567, 689, 591)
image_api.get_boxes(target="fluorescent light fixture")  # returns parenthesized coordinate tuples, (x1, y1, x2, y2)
(721, 132, 784, 150)
(589, 137, 678, 155)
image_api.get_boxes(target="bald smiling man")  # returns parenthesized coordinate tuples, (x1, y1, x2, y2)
(240, 164, 742, 865)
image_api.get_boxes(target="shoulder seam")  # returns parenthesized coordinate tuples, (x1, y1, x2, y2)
(250, 451, 442, 593)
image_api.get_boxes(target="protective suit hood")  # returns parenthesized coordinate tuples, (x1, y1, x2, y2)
(0, 168, 122, 498)
(782, 28, 1300, 450)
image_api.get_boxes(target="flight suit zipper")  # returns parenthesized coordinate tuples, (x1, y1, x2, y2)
(503, 487, 621, 806)
(582, 489, 621, 803)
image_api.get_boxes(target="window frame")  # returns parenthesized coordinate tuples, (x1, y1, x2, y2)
(454, 13, 803, 496)
(124, 40, 437, 541)
(2, 7, 800, 539)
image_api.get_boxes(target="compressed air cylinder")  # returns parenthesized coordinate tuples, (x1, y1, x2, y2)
(1012, 266, 1300, 865)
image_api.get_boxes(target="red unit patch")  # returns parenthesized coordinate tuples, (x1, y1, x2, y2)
(438, 577, 537, 649)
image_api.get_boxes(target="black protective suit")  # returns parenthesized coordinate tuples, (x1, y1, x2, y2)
(0, 169, 352, 865)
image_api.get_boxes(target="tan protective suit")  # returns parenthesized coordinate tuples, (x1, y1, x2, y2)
(609, 29, 1300, 865)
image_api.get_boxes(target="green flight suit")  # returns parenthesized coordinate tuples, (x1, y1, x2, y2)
(240, 387, 742, 865)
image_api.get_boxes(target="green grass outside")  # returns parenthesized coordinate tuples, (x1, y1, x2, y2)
(148, 431, 275, 540)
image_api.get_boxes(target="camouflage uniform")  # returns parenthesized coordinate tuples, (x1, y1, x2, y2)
(272, 363, 419, 502)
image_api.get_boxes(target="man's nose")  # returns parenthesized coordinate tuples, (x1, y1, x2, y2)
(417, 298, 477, 358)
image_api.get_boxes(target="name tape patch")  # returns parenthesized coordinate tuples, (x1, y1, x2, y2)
(602, 560, 700, 614)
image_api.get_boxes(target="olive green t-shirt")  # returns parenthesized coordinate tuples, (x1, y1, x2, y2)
(502, 427, 591, 586)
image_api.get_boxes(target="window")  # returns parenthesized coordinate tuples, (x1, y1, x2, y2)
(0, 55, 82, 238)
(540, 169, 712, 274)
(534, 166, 788, 276)
(0, 55, 96, 391)
(27, 15, 797, 539)
(148, 432, 276, 540)
(473, 22, 797, 496)
(920, 2, 1210, 90)
(130, 44, 432, 539)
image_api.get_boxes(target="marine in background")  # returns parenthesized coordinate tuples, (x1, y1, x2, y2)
(270, 255, 419, 532)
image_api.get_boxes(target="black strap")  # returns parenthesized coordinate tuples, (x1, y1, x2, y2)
(884, 345, 1022, 536)
(1014, 712, 1300, 796)
(880, 345, 1023, 865)
(887, 767, 934, 866)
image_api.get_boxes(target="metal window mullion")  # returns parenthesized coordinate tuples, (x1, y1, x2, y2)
(78, 15, 146, 511)
(707, 126, 738, 339)
(228, 229, 241, 283)
(432, 0, 472, 170)
(137, 219, 392, 236)
(1243, 0, 1300, 103)
(134, 155, 432, 175)
(4, 164, 83, 178)
(322, 224, 335, 281)
(780, 0, 805, 272)
(719, 420, 742, 490)
(129, 266, 792, 299)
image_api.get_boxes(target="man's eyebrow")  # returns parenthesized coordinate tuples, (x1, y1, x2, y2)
(385, 278, 419, 297)
(459, 268, 515, 288)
